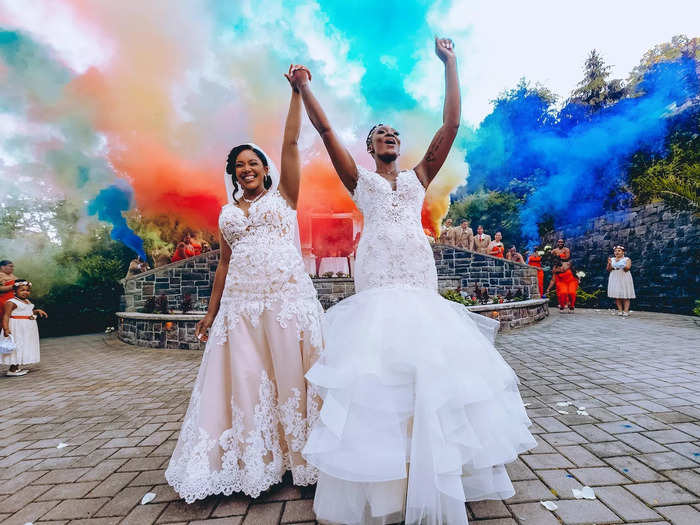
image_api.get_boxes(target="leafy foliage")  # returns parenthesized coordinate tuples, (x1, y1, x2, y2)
(447, 190, 526, 249)
(547, 287, 605, 308)
(626, 119, 700, 211)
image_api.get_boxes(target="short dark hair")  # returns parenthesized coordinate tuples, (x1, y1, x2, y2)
(0, 260, 12, 267)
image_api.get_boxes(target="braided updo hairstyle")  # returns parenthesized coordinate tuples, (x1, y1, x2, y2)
(365, 124, 384, 153)
(225, 144, 272, 203)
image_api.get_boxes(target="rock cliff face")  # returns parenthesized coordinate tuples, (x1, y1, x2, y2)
(547, 203, 699, 314)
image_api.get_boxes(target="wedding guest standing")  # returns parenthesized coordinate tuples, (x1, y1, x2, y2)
(552, 238, 571, 260)
(489, 231, 505, 258)
(439, 218, 455, 245)
(607, 245, 635, 317)
(546, 257, 579, 313)
(506, 246, 525, 263)
(473, 225, 491, 254)
(527, 250, 544, 297)
(0, 260, 17, 316)
(454, 219, 474, 250)
(171, 242, 188, 263)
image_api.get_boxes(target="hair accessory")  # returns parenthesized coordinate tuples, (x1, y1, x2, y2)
(614, 245, 625, 251)
(13, 280, 31, 290)
(366, 124, 383, 152)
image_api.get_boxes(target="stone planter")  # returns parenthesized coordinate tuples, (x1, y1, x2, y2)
(466, 298, 549, 330)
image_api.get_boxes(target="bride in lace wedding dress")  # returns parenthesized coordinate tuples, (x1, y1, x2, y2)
(165, 69, 323, 503)
(291, 40, 537, 524)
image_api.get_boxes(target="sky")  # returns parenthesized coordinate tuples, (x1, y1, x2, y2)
(0, 0, 697, 251)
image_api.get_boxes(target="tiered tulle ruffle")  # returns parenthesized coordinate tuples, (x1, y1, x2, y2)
(303, 286, 537, 525)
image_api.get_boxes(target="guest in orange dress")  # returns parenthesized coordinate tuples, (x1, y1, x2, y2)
(188, 233, 203, 256)
(546, 257, 579, 312)
(488, 231, 505, 258)
(0, 260, 17, 319)
(552, 238, 571, 260)
(171, 242, 188, 263)
(182, 233, 197, 258)
(527, 251, 544, 297)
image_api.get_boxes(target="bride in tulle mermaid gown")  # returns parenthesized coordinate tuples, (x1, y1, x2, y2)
(291, 39, 537, 524)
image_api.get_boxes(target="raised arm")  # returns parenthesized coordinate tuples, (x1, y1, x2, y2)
(414, 37, 461, 188)
(290, 67, 358, 193)
(279, 65, 305, 208)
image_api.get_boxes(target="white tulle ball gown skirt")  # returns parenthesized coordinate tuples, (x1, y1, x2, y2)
(303, 286, 537, 525)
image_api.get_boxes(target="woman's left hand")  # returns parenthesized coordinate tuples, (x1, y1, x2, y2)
(35, 309, 48, 318)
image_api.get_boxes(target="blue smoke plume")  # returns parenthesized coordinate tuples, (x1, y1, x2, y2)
(465, 57, 699, 245)
(88, 184, 146, 260)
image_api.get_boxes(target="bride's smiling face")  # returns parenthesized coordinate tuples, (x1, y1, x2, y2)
(235, 149, 268, 193)
(370, 125, 401, 161)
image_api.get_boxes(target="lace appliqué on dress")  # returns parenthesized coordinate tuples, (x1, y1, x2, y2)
(209, 191, 323, 349)
(353, 167, 438, 293)
(165, 369, 319, 502)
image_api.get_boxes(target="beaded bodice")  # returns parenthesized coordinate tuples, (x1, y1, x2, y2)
(352, 166, 437, 292)
(212, 192, 319, 340)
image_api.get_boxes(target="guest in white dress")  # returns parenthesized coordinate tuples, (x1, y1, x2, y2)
(165, 67, 324, 502)
(2, 280, 47, 376)
(291, 39, 536, 525)
(607, 245, 635, 317)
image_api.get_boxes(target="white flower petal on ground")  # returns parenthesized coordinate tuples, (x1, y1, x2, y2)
(523, 403, 531, 407)
(557, 410, 569, 415)
(576, 409, 589, 416)
(572, 486, 596, 499)
(556, 401, 572, 407)
(56, 442, 69, 449)
(141, 492, 156, 505)
(540, 500, 558, 511)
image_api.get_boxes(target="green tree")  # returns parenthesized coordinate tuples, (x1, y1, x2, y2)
(626, 121, 700, 211)
(568, 50, 625, 111)
(447, 190, 526, 249)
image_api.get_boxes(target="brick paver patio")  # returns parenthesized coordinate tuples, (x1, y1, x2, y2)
(1, 309, 699, 524)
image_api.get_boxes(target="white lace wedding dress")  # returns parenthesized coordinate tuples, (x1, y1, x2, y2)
(165, 191, 323, 502)
(303, 166, 537, 525)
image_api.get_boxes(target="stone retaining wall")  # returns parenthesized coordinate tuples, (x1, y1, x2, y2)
(434, 245, 540, 298)
(547, 203, 699, 314)
(117, 299, 548, 349)
(121, 246, 539, 312)
(120, 251, 219, 313)
(116, 313, 203, 350)
(469, 298, 549, 330)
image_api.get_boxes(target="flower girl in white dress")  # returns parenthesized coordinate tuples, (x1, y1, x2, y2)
(290, 40, 537, 525)
(2, 281, 47, 376)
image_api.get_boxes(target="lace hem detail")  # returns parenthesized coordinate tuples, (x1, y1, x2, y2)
(166, 370, 320, 503)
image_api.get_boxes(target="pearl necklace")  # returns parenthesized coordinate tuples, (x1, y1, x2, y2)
(242, 189, 267, 204)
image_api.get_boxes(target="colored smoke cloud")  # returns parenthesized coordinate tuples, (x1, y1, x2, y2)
(0, 0, 468, 255)
(465, 57, 699, 244)
(87, 184, 146, 260)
